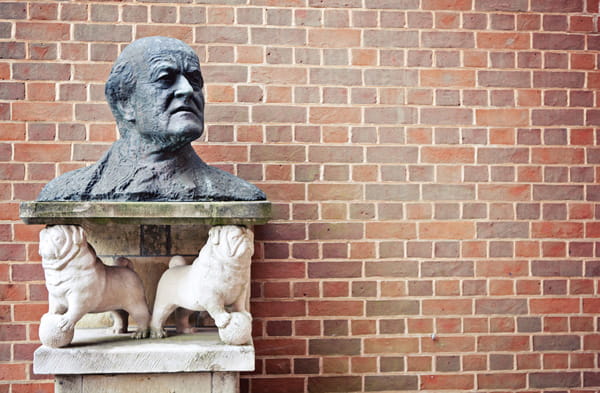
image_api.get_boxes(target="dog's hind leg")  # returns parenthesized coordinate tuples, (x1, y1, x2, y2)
(128, 305, 150, 339)
(150, 301, 178, 338)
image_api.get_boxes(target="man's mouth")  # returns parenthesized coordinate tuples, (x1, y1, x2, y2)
(171, 106, 198, 116)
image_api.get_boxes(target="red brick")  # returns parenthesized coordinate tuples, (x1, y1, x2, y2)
(308, 300, 363, 316)
(420, 69, 475, 87)
(532, 0, 583, 12)
(422, 31, 474, 48)
(422, 146, 474, 163)
(531, 147, 584, 164)
(476, 299, 527, 314)
(254, 338, 306, 356)
(476, 260, 529, 277)
(366, 222, 416, 239)
(478, 373, 526, 389)
(534, 71, 585, 88)
(13, 303, 46, 321)
(476, 109, 528, 127)
(137, 25, 193, 42)
(74, 24, 131, 42)
(477, 335, 529, 351)
(307, 376, 361, 393)
(478, 184, 531, 201)
(251, 27, 305, 45)
(252, 301, 306, 318)
(13, 63, 70, 81)
(532, 222, 583, 238)
(251, 66, 307, 85)
(477, 32, 530, 49)
(14, 143, 70, 162)
(252, 262, 305, 280)
(308, 262, 362, 278)
(421, 374, 474, 390)
(422, 0, 471, 9)
(419, 222, 475, 240)
(309, 29, 360, 47)
(0, 364, 26, 381)
(533, 33, 585, 50)
(531, 298, 580, 314)
(364, 30, 418, 47)
(365, 337, 418, 354)
(423, 299, 472, 315)
(16, 22, 69, 41)
(309, 107, 360, 124)
(12, 383, 54, 393)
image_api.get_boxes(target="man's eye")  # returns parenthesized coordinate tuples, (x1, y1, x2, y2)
(157, 73, 175, 84)
(187, 71, 203, 90)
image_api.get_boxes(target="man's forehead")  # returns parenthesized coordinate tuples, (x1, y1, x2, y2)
(145, 50, 199, 70)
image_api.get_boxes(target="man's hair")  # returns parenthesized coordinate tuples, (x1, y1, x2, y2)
(104, 36, 198, 136)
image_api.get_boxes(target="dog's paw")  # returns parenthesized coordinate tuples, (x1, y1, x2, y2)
(58, 316, 74, 332)
(150, 328, 167, 339)
(111, 325, 127, 334)
(214, 313, 232, 329)
(132, 328, 150, 339)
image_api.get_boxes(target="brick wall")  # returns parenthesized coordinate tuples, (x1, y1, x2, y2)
(2, 0, 600, 392)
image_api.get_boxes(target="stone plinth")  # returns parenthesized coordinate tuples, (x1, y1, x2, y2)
(23, 201, 270, 393)
(38, 329, 250, 393)
(35, 329, 254, 374)
(20, 201, 271, 226)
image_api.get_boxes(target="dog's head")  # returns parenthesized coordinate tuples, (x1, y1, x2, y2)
(39, 225, 87, 267)
(208, 225, 254, 261)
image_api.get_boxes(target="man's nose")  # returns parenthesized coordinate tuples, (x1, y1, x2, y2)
(174, 75, 193, 98)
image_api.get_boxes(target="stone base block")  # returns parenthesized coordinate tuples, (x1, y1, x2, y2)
(36, 329, 252, 393)
(55, 372, 238, 393)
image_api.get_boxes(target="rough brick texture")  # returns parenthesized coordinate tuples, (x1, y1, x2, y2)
(2, 1, 600, 393)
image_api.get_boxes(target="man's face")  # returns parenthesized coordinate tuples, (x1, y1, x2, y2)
(129, 48, 205, 149)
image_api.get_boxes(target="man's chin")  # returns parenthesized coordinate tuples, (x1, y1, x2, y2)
(140, 127, 202, 151)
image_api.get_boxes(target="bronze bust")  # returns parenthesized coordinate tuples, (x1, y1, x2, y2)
(38, 36, 265, 202)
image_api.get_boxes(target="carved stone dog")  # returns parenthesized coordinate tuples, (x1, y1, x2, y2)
(39, 225, 150, 346)
(150, 225, 254, 344)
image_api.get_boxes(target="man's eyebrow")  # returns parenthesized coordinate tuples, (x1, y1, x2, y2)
(148, 61, 178, 81)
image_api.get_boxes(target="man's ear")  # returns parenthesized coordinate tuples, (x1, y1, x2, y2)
(117, 99, 135, 123)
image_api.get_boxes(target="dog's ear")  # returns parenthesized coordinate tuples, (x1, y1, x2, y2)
(71, 225, 86, 246)
(209, 226, 221, 245)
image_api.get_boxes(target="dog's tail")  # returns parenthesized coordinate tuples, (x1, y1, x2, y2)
(169, 255, 187, 268)
(114, 256, 134, 270)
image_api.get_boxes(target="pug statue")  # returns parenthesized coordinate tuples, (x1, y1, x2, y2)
(39, 225, 151, 347)
(150, 225, 254, 345)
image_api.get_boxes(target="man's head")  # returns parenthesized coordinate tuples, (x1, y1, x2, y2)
(105, 37, 205, 149)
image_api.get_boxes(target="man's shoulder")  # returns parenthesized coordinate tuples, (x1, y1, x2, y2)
(36, 166, 95, 201)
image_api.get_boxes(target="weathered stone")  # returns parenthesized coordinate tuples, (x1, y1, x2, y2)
(34, 328, 254, 374)
(19, 201, 271, 226)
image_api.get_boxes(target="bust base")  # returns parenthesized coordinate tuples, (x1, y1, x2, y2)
(36, 328, 252, 393)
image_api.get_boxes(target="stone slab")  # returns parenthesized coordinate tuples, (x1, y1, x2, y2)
(34, 329, 254, 375)
(20, 201, 271, 226)
(55, 372, 237, 393)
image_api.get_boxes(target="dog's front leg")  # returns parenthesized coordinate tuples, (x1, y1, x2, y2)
(58, 302, 87, 332)
(205, 300, 231, 329)
(231, 285, 251, 320)
(110, 310, 129, 334)
(48, 294, 67, 315)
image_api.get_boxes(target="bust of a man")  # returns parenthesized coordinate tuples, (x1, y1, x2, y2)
(37, 36, 266, 202)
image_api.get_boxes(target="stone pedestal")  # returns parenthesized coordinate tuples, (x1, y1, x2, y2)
(36, 329, 253, 393)
(21, 201, 270, 393)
